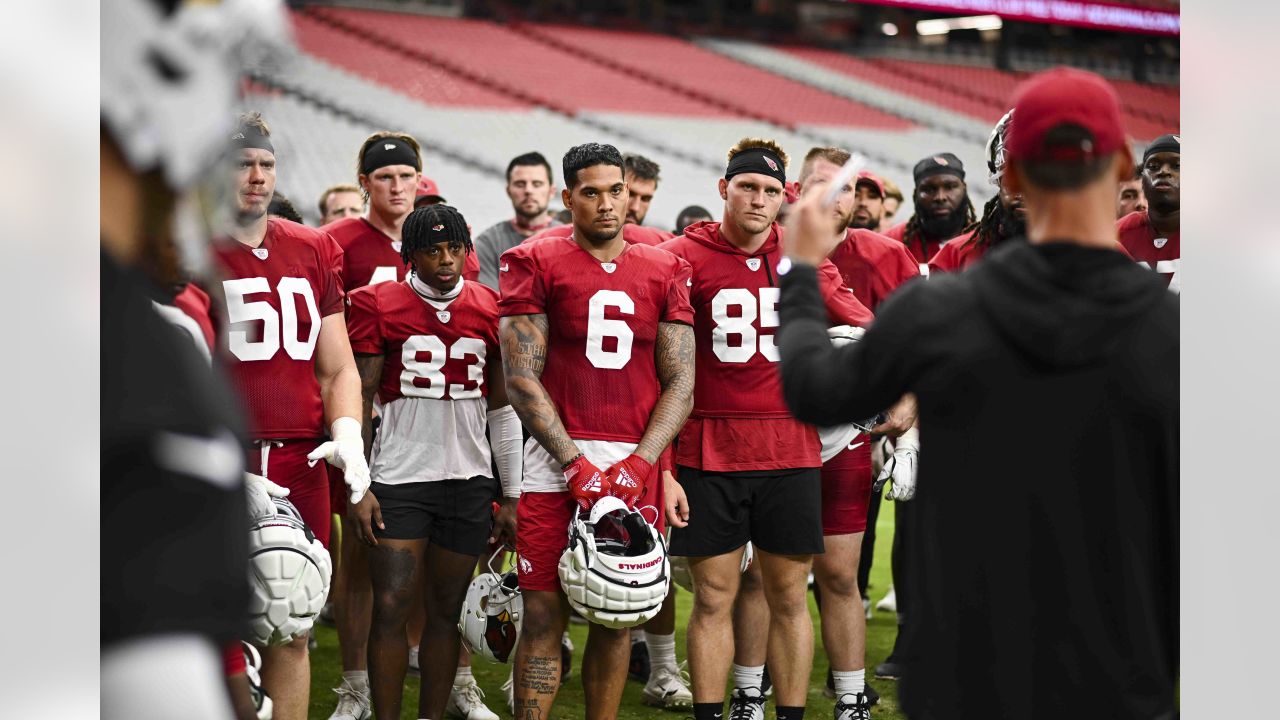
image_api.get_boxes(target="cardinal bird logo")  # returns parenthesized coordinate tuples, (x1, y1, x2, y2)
(934, 156, 949, 166)
(484, 610, 519, 663)
(433, 224, 445, 232)
(764, 156, 779, 172)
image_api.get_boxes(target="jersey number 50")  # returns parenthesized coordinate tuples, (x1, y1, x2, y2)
(223, 277, 320, 362)
(712, 287, 779, 363)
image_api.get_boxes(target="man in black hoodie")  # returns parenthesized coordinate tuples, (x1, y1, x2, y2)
(776, 68, 1178, 720)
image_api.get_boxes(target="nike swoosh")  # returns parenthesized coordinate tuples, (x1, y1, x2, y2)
(847, 441, 865, 451)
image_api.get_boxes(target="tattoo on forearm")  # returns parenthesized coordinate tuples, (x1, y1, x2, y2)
(500, 314, 578, 464)
(638, 322, 695, 461)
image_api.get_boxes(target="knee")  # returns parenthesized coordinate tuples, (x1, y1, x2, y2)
(519, 595, 562, 641)
(691, 580, 736, 619)
(816, 564, 859, 599)
(372, 587, 411, 626)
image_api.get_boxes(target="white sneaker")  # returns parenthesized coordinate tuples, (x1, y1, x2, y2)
(445, 677, 499, 720)
(876, 587, 897, 613)
(728, 686, 766, 720)
(642, 663, 693, 709)
(501, 671, 514, 716)
(327, 678, 372, 720)
(863, 596, 872, 619)
(408, 645, 420, 676)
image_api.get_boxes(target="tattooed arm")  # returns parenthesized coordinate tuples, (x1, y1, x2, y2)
(354, 354, 383, 460)
(635, 321, 695, 464)
(500, 313, 579, 465)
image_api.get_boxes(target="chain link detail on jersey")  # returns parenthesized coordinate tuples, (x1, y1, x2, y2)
(223, 276, 321, 362)
(710, 286, 779, 363)
(586, 289, 635, 369)
(399, 334, 487, 400)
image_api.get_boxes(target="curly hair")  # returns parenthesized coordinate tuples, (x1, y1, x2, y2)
(400, 204, 472, 266)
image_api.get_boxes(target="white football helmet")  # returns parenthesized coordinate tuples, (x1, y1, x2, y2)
(558, 497, 669, 629)
(458, 550, 523, 663)
(247, 498, 332, 646)
(986, 109, 1015, 187)
(819, 326, 879, 461)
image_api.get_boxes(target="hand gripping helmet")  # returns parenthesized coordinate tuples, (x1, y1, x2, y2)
(247, 498, 332, 646)
(818, 325, 879, 462)
(458, 550, 524, 663)
(558, 496, 669, 629)
(986, 109, 1015, 187)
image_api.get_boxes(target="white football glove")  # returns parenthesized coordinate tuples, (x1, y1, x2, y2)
(875, 425, 919, 501)
(306, 417, 371, 504)
(244, 472, 289, 521)
(827, 324, 866, 345)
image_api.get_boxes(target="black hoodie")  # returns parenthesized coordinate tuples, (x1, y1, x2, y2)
(778, 241, 1178, 720)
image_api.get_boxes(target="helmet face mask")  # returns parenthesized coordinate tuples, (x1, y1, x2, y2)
(459, 549, 523, 663)
(987, 109, 1015, 187)
(558, 497, 670, 630)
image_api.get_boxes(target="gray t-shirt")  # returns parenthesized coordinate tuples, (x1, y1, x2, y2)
(474, 218, 563, 290)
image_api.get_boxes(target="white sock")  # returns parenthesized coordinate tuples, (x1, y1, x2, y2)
(343, 670, 369, 693)
(631, 629, 647, 644)
(732, 663, 765, 691)
(832, 668, 865, 696)
(647, 632, 677, 673)
(454, 665, 473, 686)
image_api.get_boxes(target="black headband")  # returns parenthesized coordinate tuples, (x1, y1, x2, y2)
(231, 125, 274, 154)
(725, 148, 786, 186)
(361, 138, 420, 175)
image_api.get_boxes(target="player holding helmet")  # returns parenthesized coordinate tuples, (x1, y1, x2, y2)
(499, 142, 695, 720)
(345, 204, 520, 720)
(211, 112, 369, 720)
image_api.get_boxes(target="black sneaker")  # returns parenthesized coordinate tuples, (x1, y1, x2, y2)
(874, 659, 903, 680)
(864, 680, 880, 706)
(833, 692, 872, 720)
(760, 665, 773, 697)
(628, 639, 651, 682)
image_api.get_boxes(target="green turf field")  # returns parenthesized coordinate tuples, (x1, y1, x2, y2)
(308, 499, 905, 719)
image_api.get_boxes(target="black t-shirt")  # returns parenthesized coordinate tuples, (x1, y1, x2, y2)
(779, 242, 1178, 720)
(101, 251, 249, 647)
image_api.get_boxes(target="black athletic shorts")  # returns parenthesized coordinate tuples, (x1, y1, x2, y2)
(668, 466, 824, 557)
(371, 477, 498, 555)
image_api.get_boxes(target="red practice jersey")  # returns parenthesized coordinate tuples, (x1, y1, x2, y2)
(528, 223, 671, 247)
(347, 280, 500, 404)
(1116, 211, 1180, 292)
(884, 222, 950, 267)
(213, 218, 346, 439)
(499, 234, 694, 443)
(171, 283, 217, 352)
(323, 216, 480, 290)
(660, 221, 874, 472)
(828, 228, 921, 311)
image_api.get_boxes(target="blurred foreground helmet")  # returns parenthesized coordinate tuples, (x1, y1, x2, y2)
(247, 498, 331, 646)
(458, 549, 523, 663)
(986, 109, 1015, 187)
(559, 497, 669, 629)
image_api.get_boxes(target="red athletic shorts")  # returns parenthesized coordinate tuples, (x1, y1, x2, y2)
(516, 479, 665, 592)
(223, 642, 246, 677)
(820, 434, 873, 536)
(247, 438, 331, 548)
(328, 464, 347, 518)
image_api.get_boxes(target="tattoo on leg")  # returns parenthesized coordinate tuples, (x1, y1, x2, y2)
(520, 655, 559, 696)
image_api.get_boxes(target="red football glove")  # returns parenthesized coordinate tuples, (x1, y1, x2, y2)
(563, 454, 610, 510)
(605, 454, 652, 509)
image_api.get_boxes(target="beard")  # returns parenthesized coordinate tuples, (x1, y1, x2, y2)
(919, 204, 969, 240)
(849, 215, 878, 230)
(998, 208, 1026, 239)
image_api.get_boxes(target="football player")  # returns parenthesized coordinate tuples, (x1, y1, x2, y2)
(319, 184, 366, 225)
(320, 131, 424, 720)
(1117, 134, 1180, 291)
(658, 138, 874, 720)
(475, 152, 562, 289)
(346, 204, 520, 720)
(1116, 166, 1147, 219)
(211, 112, 369, 720)
(500, 142, 695, 720)
(882, 153, 977, 272)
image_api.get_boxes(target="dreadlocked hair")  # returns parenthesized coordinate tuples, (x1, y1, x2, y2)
(901, 195, 977, 245)
(962, 195, 1003, 248)
(400, 204, 472, 266)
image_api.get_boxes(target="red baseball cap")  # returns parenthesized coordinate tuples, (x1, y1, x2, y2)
(1006, 67, 1125, 163)
(784, 181, 800, 205)
(855, 171, 885, 198)
(415, 176, 446, 203)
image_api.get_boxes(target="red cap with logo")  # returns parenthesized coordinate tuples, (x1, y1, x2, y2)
(1006, 67, 1126, 163)
(855, 171, 885, 198)
(416, 176, 446, 203)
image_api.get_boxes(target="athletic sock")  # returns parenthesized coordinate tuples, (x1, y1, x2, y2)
(732, 663, 765, 691)
(343, 670, 369, 693)
(631, 629, 647, 644)
(832, 668, 865, 696)
(775, 706, 806, 720)
(694, 701, 725, 720)
(453, 665, 473, 686)
(647, 632, 678, 674)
